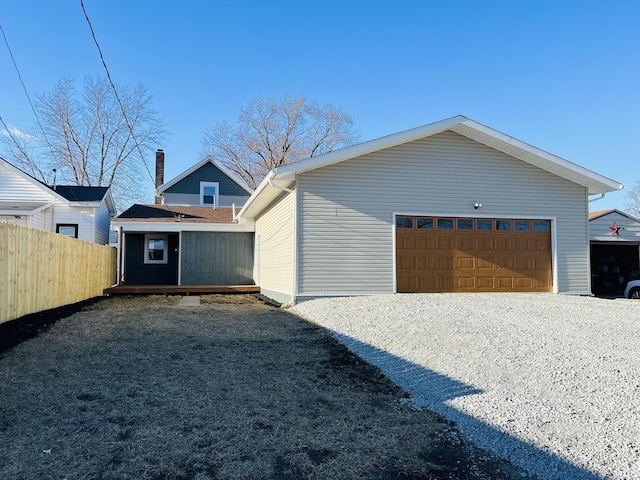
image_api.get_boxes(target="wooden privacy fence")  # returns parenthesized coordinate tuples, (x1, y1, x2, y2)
(0, 222, 117, 325)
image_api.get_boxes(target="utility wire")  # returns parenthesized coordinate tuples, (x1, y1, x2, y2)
(0, 22, 58, 170)
(0, 113, 31, 162)
(80, 0, 177, 217)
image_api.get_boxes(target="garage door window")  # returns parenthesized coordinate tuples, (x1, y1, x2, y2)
(396, 217, 413, 228)
(397, 216, 550, 233)
(477, 219, 493, 230)
(437, 218, 454, 229)
(457, 219, 473, 230)
(534, 221, 550, 232)
(496, 220, 512, 231)
(417, 218, 433, 229)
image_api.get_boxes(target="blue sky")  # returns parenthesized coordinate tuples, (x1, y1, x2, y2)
(1, 1, 638, 211)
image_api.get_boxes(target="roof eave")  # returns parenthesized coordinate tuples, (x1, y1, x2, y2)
(111, 219, 254, 232)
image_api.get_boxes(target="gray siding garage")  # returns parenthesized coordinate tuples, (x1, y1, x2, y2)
(239, 116, 623, 304)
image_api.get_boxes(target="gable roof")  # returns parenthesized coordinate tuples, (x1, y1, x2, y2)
(158, 156, 254, 194)
(238, 115, 624, 219)
(0, 156, 69, 203)
(0, 157, 116, 213)
(589, 209, 640, 222)
(54, 185, 110, 202)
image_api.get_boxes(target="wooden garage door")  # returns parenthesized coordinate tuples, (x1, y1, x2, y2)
(396, 216, 552, 293)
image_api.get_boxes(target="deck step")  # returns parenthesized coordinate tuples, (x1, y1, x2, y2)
(104, 285, 260, 295)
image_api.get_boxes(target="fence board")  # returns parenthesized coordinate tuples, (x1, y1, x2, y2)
(0, 223, 116, 324)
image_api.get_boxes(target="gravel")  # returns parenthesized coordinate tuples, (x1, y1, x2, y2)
(292, 293, 640, 480)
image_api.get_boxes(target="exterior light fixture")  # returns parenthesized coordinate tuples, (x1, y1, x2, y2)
(474, 203, 482, 209)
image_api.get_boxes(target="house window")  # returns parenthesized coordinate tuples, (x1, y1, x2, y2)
(144, 234, 168, 264)
(56, 224, 78, 238)
(200, 182, 219, 206)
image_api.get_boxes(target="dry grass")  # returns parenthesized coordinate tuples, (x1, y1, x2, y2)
(0, 295, 526, 479)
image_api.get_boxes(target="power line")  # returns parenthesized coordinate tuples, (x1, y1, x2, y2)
(79, 0, 156, 187)
(0, 113, 31, 161)
(79, 0, 177, 217)
(0, 22, 56, 164)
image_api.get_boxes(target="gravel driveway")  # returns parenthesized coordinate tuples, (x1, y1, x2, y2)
(293, 293, 640, 480)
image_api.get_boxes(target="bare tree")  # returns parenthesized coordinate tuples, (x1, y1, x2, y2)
(625, 180, 640, 218)
(202, 95, 359, 189)
(0, 75, 167, 208)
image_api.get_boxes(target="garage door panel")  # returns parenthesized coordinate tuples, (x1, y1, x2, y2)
(515, 277, 533, 289)
(396, 216, 552, 293)
(477, 238, 495, 250)
(477, 257, 496, 269)
(456, 237, 476, 250)
(456, 276, 476, 288)
(477, 277, 495, 288)
(457, 256, 475, 269)
(497, 238, 514, 250)
(437, 237, 455, 249)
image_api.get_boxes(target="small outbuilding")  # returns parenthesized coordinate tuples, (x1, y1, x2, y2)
(110, 151, 255, 287)
(589, 209, 640, 296)
(238, 116, 623, 304)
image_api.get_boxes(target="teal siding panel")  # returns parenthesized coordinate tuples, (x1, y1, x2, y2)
(181, 232, 254, 285)
(166, 163, 250, 198)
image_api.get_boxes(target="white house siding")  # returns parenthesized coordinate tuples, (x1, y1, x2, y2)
(296, 131, 590, 298)
(590, 212, 640, 243)
(46, 204, 94, 242)
(254, 191, 295, 304)
(0, 163, 53, 203)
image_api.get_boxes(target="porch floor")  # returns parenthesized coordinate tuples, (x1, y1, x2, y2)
(104, 285, 260, 296)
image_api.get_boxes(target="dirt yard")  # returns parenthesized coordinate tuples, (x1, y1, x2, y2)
(0, 295, 531, 479)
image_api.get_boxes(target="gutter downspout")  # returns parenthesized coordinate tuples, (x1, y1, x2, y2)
(268, 176, 294, 193)
(588, 193, 606, 203)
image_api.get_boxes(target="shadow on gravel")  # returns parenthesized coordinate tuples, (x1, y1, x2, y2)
(329, 332, 607, 480)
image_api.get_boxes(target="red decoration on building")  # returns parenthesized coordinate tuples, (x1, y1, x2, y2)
(609, 223, 621, 236)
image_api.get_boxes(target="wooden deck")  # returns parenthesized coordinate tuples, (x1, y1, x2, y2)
(104, 285, 260, 296)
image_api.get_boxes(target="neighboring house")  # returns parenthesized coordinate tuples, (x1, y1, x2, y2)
(237, 115, 623, 305)
(0, 157, 116, 244)
(110, 150, 254, 286)
(589, 209, 640, 296)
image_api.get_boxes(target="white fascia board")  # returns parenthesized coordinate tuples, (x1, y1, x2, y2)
(236, 171, 278, 219)
(0, 202, 52, 215)
(111, 220, 255, 233)
(589, 209, 640, 223)
(451, 120, 624, 194)
(68, 202, 102, 208)
(271, 115, 468, 181)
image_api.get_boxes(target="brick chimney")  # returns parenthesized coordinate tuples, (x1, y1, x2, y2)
(155, 149, 164, 204)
